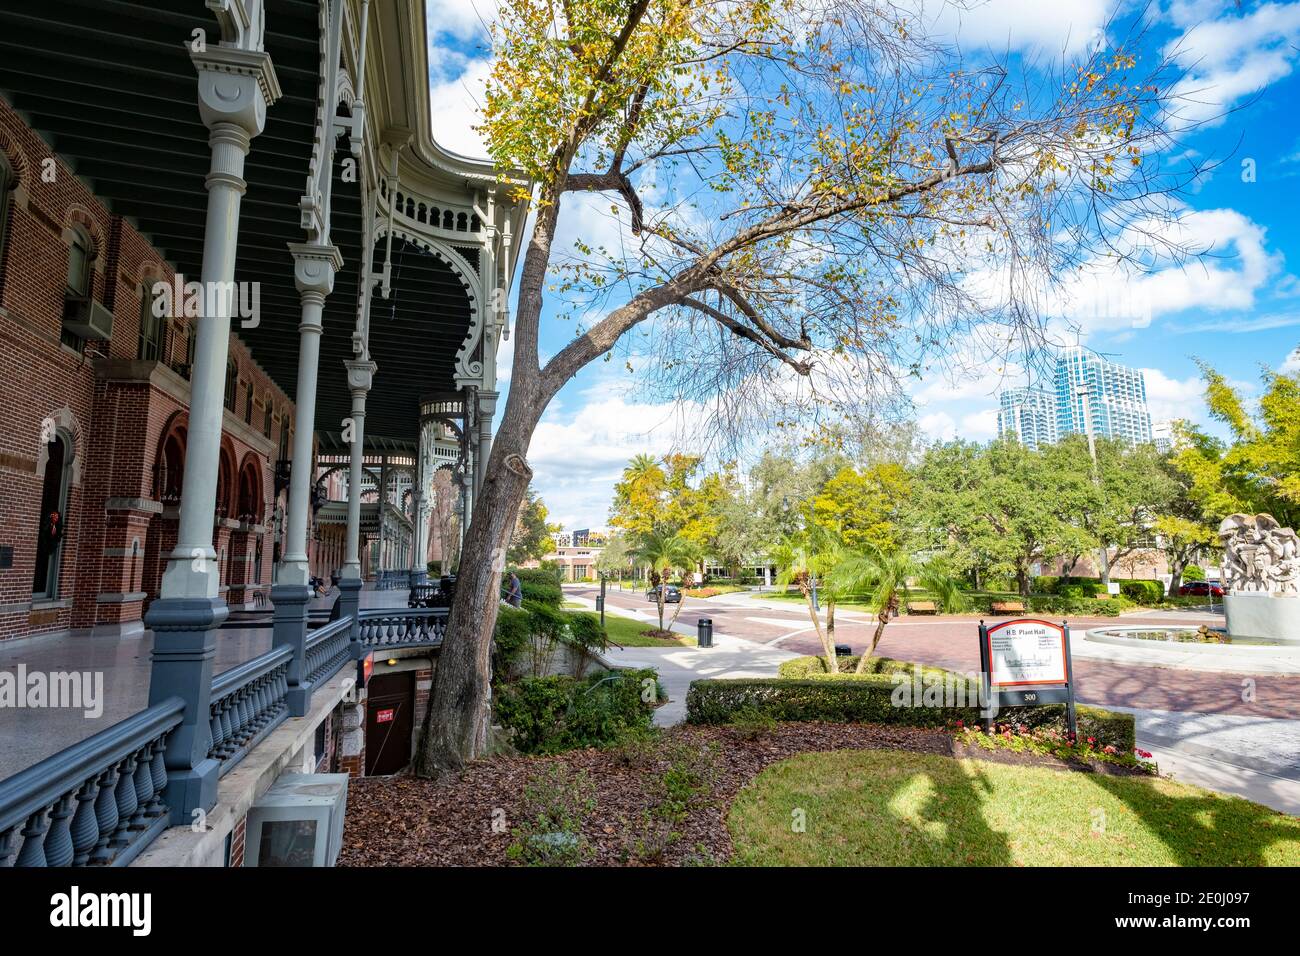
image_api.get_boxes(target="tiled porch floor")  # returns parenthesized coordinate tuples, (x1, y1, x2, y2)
(0, 585, 411, 780)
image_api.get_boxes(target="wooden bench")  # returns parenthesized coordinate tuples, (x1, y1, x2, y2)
(990, 600, 1026, 614)
(907, 601, 938, 614)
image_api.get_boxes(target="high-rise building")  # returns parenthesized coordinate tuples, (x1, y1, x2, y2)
(997, 387, 1059, 450)
(1054, 346, 1152, 444)
(997, 347, 1153, 448)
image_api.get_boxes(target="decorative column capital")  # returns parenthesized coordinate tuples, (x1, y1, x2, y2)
(344, 359, 378, 394)
(191, 46, 281, 137)
(288, 242, 344, 297)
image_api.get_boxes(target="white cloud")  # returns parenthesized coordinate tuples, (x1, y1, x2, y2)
(915, 0, 1113, 56)
(1164, 2, 1300, 129)
(428, 54, 492, 158)
(1140, 366, 1208, 425)
(426, 0, 496, 44)
(526, 394, 702, 527)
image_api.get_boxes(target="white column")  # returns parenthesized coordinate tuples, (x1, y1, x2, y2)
(475, 389, 498, 497)
(341, 360, 376, 579)
(276, 243, 343, 585)
(160, 49, 280, 600)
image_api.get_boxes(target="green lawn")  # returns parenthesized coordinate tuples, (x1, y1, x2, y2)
(729, 749, 1300, 866)
(598, 611, 695, 647)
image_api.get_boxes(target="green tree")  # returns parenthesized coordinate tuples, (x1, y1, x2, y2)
(1173, 365, 1300, 528)
(507, 487, 561, 564)
(911, 439, 1097, 595)
(631, 528, 693, 633)
(811, 462, 910, 552)
(771, 525, 845, 673)
(829, 547, 965, 671)
(420, 0, 1200, 772)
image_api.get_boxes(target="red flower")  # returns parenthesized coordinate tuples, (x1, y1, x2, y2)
(955, 720, 964, 728)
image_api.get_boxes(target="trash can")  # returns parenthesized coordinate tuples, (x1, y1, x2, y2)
(697, 618, 713, 648)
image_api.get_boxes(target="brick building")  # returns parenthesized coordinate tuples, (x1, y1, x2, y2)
(0, 99, 295, 642)
(0, 0, 527, 870)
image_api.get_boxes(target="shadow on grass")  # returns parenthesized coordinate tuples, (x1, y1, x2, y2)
(1085, 772, 1300, 866)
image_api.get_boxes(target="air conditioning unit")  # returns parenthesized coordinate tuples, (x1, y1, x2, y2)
(63, 296, 115, 340)
(244, 772, 349, 867)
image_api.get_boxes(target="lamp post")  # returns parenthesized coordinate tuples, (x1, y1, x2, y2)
(1076, 382, 1111, 588)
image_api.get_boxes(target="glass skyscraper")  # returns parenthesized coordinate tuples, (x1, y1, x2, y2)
(997, 347, 1153, 447)
(996, 387, 1059, 450)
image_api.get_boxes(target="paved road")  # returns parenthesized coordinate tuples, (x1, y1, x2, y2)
(575, 586, 1300, 719)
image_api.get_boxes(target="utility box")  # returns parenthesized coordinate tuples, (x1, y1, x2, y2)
(244, 772, 350, 867)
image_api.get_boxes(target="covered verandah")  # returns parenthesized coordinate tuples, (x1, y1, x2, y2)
(0, 0, 525, 867)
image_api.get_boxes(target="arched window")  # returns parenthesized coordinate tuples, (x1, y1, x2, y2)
(33, 431, 73, 598)
(65, 226, 91, 297)
(224, 359, 237, 412)
(138, 283, 162, 360)
(61, 226, 94, 349)
(0, 152, 13, 292)
(244, 380, 254, 425)
(262, 401, 273, 438)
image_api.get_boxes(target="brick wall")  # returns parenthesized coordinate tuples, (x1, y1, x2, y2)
(0, 100, 295, 641)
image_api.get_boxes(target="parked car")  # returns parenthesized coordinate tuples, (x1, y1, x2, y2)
(1178, 581, 1225, 598)
(645, 584, 682, 604)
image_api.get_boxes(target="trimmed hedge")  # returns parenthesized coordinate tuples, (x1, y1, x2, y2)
(495, 668, 658, 754)
(685, 674, 1134, 752)
(778, 654, 957, 683)
(1118, 579, 1165, 604)
(510, 567, 563, 607)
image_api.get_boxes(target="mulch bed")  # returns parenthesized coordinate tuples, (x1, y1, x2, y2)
(338, 722, 1143, 867)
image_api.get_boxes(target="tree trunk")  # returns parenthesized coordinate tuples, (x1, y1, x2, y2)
(802, 587, 837, 673)
(414, 401, 537, 778)
(1168, 553, 1186, 596)
(858, 610, 890, 672)
(1017, 566, 1030, 597)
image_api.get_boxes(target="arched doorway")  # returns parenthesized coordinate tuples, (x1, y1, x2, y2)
(32, 431, 73, 598)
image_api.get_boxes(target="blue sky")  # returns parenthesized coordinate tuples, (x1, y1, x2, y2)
(426, 0, 1300, 528)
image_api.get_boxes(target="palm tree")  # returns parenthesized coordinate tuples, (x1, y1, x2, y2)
(771, 526, 845, 673)
(829, 547, 966, 672)
(632, 528, 693, 633)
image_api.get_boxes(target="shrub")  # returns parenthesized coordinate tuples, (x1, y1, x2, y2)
(1026, 594, 1122, 616)
(727, 705, 778, 740)
(510, 567, 564, 606)
(495, 668, 658, 754)
(778, 654, 957, 683)
(1183, 564, 1206, 582)
(1032, 575, 1060, 593)
(684, 676, 1134, 752)
(492, 605, 532, 671)
(565, 612, 607, 678)
(1118, 579, 1164, 604)
(521, 599, 569, 676)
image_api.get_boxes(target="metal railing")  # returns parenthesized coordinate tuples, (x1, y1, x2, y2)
(208, 646, 293, 777)
(357, 607, 448, 651)
(0, 697, 184, 867)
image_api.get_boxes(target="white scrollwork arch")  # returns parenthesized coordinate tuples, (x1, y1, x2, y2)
(373, 224, 484, 386)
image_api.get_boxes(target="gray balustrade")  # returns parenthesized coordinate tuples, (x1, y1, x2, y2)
(207, 645, 293, 776)
(0, 698, 183, 867)
(304, 617, 353, 686)
(357, 608, 448, 651)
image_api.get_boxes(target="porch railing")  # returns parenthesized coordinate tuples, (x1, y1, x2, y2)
(208, 646, 292, 777)
(305, 616, 353, 686)
(357, 607, 448, 651)
(0, 697, 184, 867)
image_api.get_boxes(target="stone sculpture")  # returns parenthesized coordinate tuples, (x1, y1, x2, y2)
(1218, 513, 1300, 595)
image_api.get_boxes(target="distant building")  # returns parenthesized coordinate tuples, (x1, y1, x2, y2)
(997, 387, 1059, 450)
(1151, 420, 1173, 453)
(999, 346, 1153, 448)
(1055, 346, 1152, 444)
